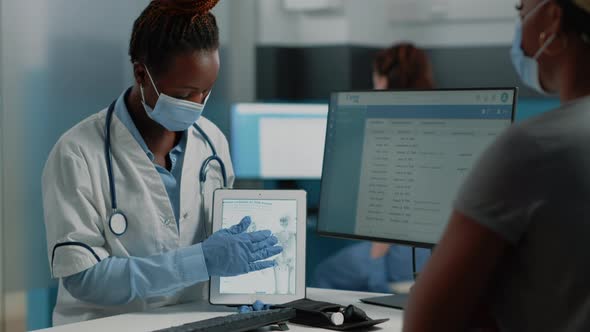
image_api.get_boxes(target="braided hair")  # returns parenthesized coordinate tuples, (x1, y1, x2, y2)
(373, 43, 434, 90)
(129, 0, 220, 75)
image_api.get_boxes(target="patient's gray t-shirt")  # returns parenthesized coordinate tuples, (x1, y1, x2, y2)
(454, 96, 590, 332)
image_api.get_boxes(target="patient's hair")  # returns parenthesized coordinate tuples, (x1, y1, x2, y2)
(556, 0, 590, 44)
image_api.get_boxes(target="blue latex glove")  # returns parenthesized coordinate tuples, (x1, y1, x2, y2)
(238, 300, 271, 313)
(203, 216, 283, 277)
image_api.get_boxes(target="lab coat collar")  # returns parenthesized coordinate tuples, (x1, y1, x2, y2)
(108, 89, 176, 223)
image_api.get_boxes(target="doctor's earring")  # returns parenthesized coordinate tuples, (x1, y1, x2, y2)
(539, 31, 568, 56)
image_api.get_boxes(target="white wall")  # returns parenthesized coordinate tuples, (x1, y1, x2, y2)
(258, 0, 350, 45)
(1, 1, 149, 328)
(0, 27, 4, 329)
(209, 0, 258, 128)
(222, 0, 258, 103)
(258, 0, 518, 47)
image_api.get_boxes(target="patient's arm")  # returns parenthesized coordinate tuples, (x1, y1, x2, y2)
(403, 211, 509, 332)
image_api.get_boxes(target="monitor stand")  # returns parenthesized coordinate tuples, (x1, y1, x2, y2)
(360, 293, 408, 310)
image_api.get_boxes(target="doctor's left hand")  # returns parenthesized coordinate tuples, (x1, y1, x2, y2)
(202, 216, 283, 277)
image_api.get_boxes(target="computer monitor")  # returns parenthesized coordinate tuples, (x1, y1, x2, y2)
(318, 88, 516, 246)
(316, 88, 516, 309)
(231, 103, 328, 179)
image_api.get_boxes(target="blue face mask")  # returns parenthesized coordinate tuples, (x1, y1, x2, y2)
(140, 66, 210, 132)
(510, 0, 556, 95)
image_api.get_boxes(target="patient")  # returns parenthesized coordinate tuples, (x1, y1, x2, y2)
(314, 43, 434, 293)
(404, 0, 590, 330)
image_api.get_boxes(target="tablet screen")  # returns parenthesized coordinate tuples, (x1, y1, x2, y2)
(219, 199, 298, 295)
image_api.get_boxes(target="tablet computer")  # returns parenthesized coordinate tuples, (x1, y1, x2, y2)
(209, 189, 307, 305)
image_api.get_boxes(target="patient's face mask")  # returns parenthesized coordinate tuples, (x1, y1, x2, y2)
(510, 0, 556, 95)
(140, 66, 210, 132)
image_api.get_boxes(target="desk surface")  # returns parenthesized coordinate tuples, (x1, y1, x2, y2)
(37, 288, 404, 331)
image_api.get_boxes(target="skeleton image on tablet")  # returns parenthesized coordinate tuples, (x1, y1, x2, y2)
(219, 199, 298, 295)
(274, 215, 296, 294)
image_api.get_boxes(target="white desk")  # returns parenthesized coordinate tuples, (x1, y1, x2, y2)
(37, 288, 404, 331)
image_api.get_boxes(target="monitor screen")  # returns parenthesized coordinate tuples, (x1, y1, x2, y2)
(317, 89, 516, 246)
(231, 103, 328, 179)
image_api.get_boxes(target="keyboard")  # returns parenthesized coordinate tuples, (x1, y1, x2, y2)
(153, 308, 296, 332)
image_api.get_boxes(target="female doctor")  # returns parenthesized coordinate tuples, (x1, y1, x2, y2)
(42, 0, 282, 326)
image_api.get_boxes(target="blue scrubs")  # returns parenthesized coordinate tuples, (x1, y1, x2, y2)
(313, 242, 431, 293)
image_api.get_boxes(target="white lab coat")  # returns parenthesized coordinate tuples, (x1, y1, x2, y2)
(42, 95, 234, 326)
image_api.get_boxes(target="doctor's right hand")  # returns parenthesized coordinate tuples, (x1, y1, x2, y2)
(202, 216, 283, 277)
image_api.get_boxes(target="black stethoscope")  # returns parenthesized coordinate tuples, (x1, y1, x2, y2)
(105, 97, 228, 237)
